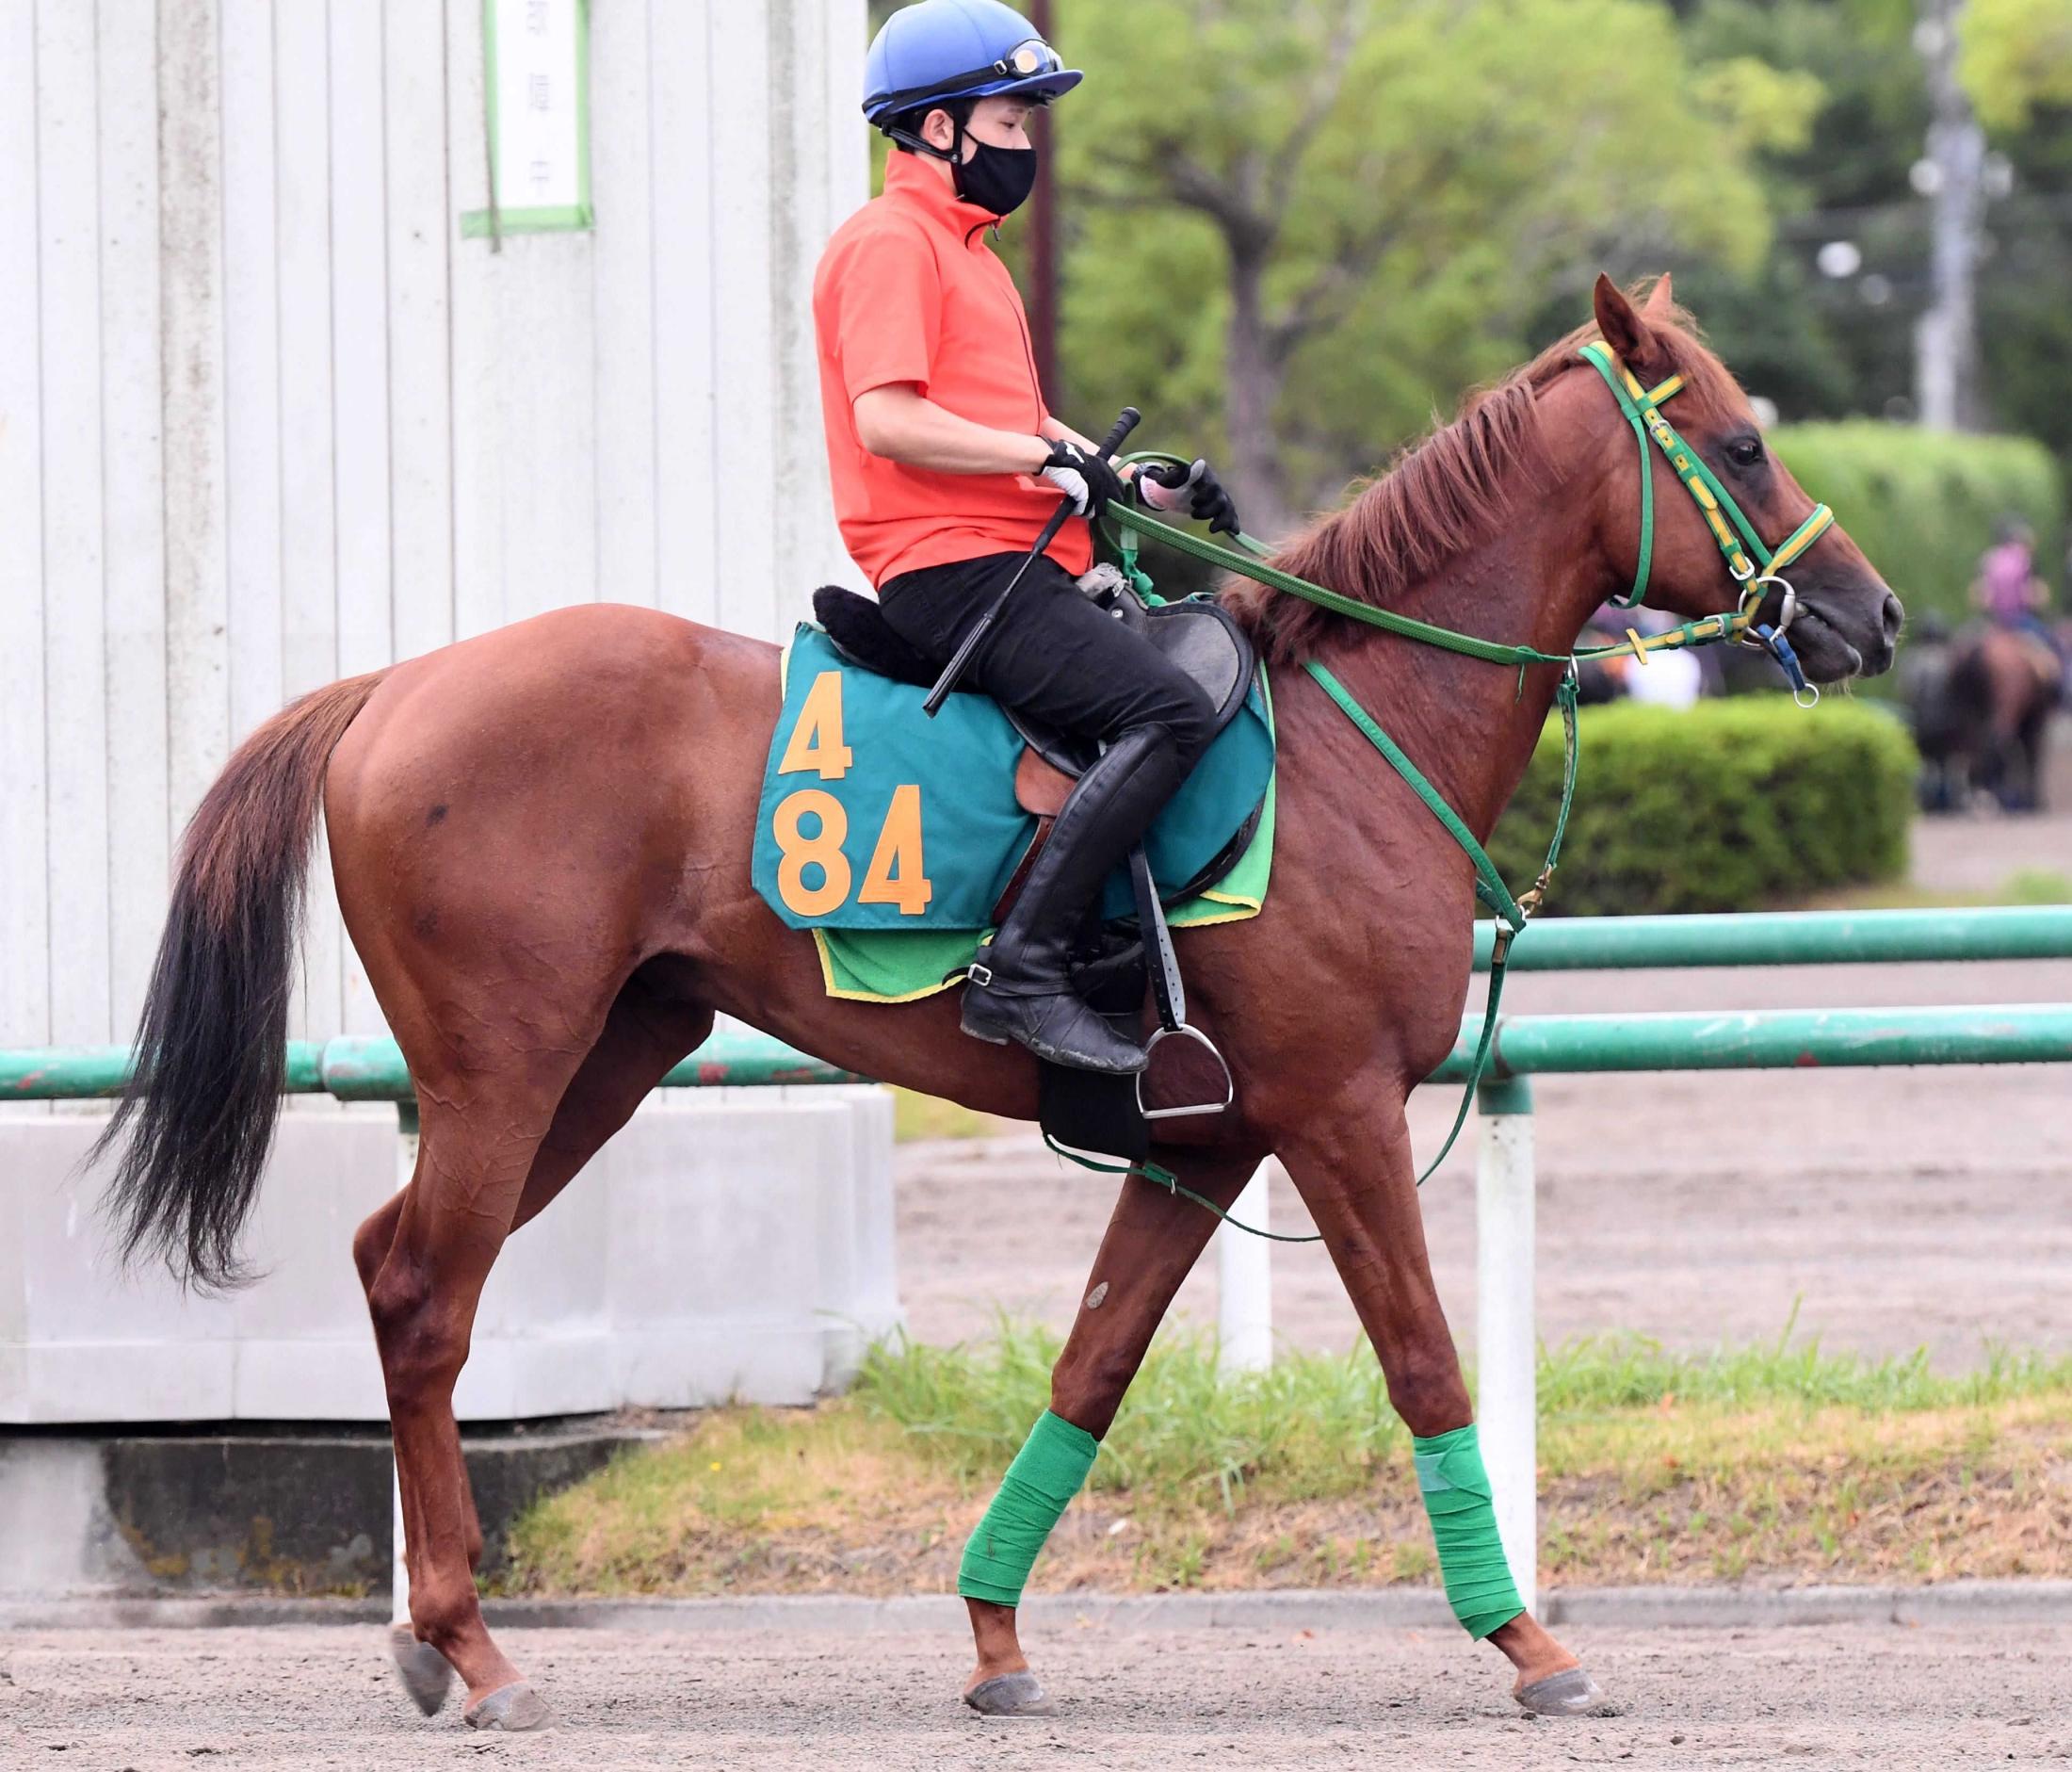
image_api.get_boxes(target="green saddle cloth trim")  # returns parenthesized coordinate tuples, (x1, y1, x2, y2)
(753, 622, 1276, 957)
(812, 692, 1276, 1005)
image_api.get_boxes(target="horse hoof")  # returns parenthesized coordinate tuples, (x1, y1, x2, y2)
(387, 1623, 456, 1717)
(1514, 1666, 1618, 1717)
(964, 1670, 1057, 1716)
(464, 1682, 555, 1731)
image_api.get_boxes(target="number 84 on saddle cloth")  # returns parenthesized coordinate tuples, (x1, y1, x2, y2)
(750, 621, 1276, 942)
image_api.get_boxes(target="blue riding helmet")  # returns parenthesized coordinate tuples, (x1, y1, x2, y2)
(862, 0, 1082, 129)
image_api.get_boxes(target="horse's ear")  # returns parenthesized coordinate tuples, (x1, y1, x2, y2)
(1642, 272, 1675, 318)
(1593, 273, 1668, 376)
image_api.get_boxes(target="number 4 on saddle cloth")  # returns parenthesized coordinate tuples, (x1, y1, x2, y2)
(750, 579, 1278, 1161)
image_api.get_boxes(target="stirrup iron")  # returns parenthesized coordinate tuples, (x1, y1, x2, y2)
(1127, 840, 1234, 1120)
(1137, 1022, 1236, 1121)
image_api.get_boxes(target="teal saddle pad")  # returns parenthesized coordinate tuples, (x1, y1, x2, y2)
(752, 624, 1275, 933)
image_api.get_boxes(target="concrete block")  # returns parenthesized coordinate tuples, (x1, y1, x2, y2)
(0, 1422, 657, 1597)
(0, 1438, 149, 1597)
(1, 1085, 900, 1424)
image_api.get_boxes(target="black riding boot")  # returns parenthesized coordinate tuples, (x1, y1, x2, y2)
(962, 723, 1188, 1074)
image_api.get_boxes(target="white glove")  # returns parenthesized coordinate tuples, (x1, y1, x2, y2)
(1041, 461, 1091, 512)
(1035, 438, 1129, 520)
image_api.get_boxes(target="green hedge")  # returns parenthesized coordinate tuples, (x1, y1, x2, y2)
(1769, 421, 2064, 626)
(1488, 699, 1916, 918)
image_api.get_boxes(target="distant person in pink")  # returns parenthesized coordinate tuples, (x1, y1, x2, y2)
(1974, 518, 2048, 629)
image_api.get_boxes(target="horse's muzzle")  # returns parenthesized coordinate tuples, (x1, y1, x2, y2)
(1791, 582, 1902, 682)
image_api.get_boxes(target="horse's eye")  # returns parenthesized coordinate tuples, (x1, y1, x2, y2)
(1725, 435, 1766, 469)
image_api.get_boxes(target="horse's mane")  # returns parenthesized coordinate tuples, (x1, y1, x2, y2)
(1222, 289, 1739, 665)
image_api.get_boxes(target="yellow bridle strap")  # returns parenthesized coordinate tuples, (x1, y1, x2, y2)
(1578, 609, 1745, 668)
(1763, 505, 1833, 576)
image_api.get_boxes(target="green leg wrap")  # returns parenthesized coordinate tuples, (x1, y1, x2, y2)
(1413, 1422, 1524, 1640)
(958, 1409, 1098, 1608)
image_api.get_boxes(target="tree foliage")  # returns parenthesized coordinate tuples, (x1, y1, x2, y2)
(848, 0, 2071, 563)
(1047, 0, 1797, 531)
(1963, 0, 2072, 131)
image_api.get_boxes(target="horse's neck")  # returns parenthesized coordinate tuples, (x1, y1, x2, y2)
(1287, 518, 1606, 850)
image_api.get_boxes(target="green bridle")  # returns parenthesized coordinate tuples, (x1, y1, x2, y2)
(1079, 343, 1844, 1227)
(1578, 341, 1833, 699)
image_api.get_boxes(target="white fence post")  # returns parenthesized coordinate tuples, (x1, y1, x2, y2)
(390, 1101, 418, 1627)
(1475, 1076, 1537, 1613)
(1216, 1159, 1275, 1374)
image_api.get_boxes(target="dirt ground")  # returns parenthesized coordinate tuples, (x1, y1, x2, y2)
(899, 805, 2072, 1370)
(8, 1620, 2072, 1771)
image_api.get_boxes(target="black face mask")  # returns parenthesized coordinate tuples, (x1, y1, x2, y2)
(953, 136, 1038, 219)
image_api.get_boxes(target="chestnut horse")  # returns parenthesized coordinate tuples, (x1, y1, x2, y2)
(99, 277, 1899, 1730)
(1942, 625, 2063, 810)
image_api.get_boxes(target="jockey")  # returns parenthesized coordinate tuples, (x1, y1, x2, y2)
(813, 0, 1242, 1076)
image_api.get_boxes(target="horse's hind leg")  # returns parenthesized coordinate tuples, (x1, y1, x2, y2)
(961, 1146, 1260, 1716)
(1278, 1088, 1610, 1717)
(349, 1192, 467, 1717)
(360, 1064, 576, 1731)
(356, 970, 713, 1726)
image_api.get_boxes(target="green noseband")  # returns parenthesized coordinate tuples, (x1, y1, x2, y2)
(1577, 340, 1834, 626)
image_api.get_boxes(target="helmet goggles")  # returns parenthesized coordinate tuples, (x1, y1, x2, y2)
(866, 37, 1077, 121)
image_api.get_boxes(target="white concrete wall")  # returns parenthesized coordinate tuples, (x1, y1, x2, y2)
(0, 1, 897, 1423)
(0, 0, 869, 1049)
(3, 1088, 899, 1425)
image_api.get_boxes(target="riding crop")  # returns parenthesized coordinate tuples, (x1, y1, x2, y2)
(921, 406, 1141, 716)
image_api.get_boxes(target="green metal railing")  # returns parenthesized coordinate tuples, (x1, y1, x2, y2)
(1438, 901, 2072, 1616)
(8, 907, 2070, 1102)
(1432, 1001, 2072, 1080)
(1470, 903, 2072, 971)
(1, 1028, 866, 1102)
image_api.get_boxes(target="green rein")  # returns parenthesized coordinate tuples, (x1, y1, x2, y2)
(1076, 342, 1836, 1230)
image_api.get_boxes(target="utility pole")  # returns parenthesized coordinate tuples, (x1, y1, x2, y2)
(1914, 0, 1988, 431)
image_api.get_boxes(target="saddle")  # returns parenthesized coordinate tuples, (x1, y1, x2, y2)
(810, 577, 1259, 1159)
(812, 577, 1265, 913)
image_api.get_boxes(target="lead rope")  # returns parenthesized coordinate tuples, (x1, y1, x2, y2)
(1042, 1130, 1329, 1243)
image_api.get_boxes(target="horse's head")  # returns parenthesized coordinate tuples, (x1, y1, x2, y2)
(1585, 275, 1902, 683)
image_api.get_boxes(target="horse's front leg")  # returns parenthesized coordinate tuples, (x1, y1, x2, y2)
(960, 1146, 1261, 1716)
(1280, 1084, 1611, 1718)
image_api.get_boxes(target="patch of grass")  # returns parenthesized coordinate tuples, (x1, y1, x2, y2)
(1798, 868, 2072, 911)
(888, 1085, 1003, 1144)
(1536, 1308, 2072, 1414)
(498, 1322, 2072, 1600)
(2005, 869, 2072, 904)
(854, 1318, 1403, 1511)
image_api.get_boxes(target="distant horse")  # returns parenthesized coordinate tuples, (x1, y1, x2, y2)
(1907, 619, 2064, 811)
(94, 277, 1899, 1730)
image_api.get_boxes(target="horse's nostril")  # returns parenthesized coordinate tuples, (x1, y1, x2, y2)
(1881, 593, 1903, 642)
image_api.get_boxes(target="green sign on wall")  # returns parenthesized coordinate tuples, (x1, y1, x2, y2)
(462, 0, 592, 239)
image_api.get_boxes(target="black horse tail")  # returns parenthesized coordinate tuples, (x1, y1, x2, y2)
(94, 670, 390, 1291)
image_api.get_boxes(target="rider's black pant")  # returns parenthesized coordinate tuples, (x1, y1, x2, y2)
(878, 551, 1218, 763)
